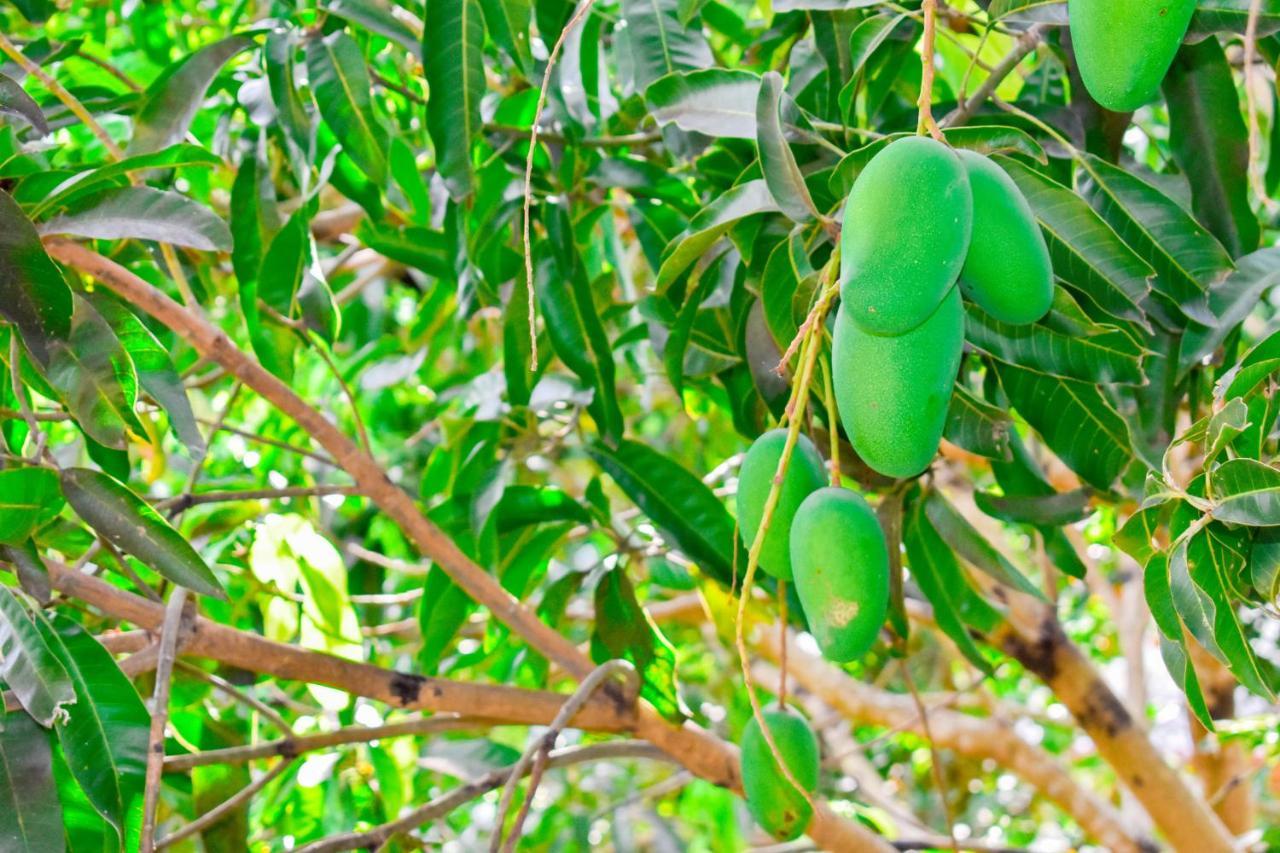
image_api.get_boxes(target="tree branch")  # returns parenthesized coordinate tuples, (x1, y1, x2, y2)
(45, 237, 896, 853)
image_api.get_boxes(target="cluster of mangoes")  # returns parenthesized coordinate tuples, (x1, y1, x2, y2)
(734, 430, 891, 837)
(834, 136, 1053, 478)
(1069, 0, 1196, 112)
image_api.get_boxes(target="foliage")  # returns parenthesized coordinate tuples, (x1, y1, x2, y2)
(0, 0, 1278, 850)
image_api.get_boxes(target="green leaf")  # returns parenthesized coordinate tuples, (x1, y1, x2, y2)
(0, 468, 62, 544)
(1184, 525, 1274, 698)
(0, 710, 64, 852)
(664, 256, 723, 403)
(645, 68, 760, 138)
(33, 613, 149, 837)
(44, 296, 144, 451)
(621, 0, 713, 90)
(756, 71, 816, 222)
(424, 0, 485, 198)
(1162, 37, 1260, 258)
(127, 35, 256, 155)
(588, 439, 737, 585)
(902, 496, 998, 673)
(355, 221, 450, 278)
(264, 29, 314, 153)
(0, 585, 74, 726)
(0, 189, 73, 367)
(999, 158, 1153, 326)
(417, 566, 475, 675)
(1147, 550, 1216, 727)
(944, 384, 1013, 461)
(0, 540, 52, 604)
(655, 180, 777, 290)
(1251, 528, 1280, 605)
(4, 0, 55, 22)
(1189, 0, 1280, 38)
(59, 467, 226, 599)
(1209, 459, 1280, 526)
(493, 486, 591, 532)
(259, 206, 312, 315)
(306, 31, 390, 185)
(326, 0, 424, 59)
(31, 143, 223, 219)
(996, 362, 1134, 491)
(1181, 247, 1280, 372)
(760, 229, 817, 350)
(974, 488, 1092, 527)
(1115, 502, 1173, 566)
(965, 307, 1146, 385)
(590, 565, 687, 722)
(38, 186, 231, 251)
(0, 71, 48, 135)
(924, 490, 1045, 599)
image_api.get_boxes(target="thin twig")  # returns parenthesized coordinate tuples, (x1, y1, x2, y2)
(174, 660, 293, 735)
(306, 330, 374, 457)
(156, 758, 293, 848)
(140, 589, 191, 851)
(491, 660, 638, 853)
(899, 659, 958, 852)
(522, 0, 603, 371)
(941, 25, 1045, 129)
(917, 0, 946, 141)
(156, 484, 362, 510)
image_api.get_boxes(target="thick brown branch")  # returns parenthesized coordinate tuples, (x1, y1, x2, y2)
(45, 238, 895, 853)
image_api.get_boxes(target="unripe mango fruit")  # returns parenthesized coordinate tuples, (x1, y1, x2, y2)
(790, 487, 889, 662)
(740, 707, 820, 840)
(833, 287, 964, 478)
(1068, 0, 1196, 112)
(736, 429, 827, 580)
(841, 136, 972, 336)
(957, 150, 1053, 325)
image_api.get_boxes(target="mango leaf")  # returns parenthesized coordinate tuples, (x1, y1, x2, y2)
(424, 0, 484, 198)
(0, 711, 64, 852)
(589, 439, 737, 585)
(1181, 247, 1280, 372)
(924, 490, 1044, 599)
(975, 488, 1092, 527)
(45, 296, 144, 451)
(0, 189, 73, 367)
(999, 158, 1153, 326)
(903, 496, 997, 673)
(1189, 0, 1280, 39)
(0, 585, 74, 726)
(1184, 526, 1274, 698)
(493, 486, 591, 532)
(645, 68, 760, 139)
(1209, 459, 1280, 526)
(59, 467, 226, 599)
(264, 29, 314, 153)
(944, 384, 1012, 461)
(127, 34, 256, 155)
(1115, 501, 1173, 566)
(621, 0, 713, 90)
(1077, 154, 1231, 324)
(88, 291, 203, 456)
(1252, 528, 1280, 605)
(966, 308, 1145, 386)
(31, 143, 223, 219)
(997, 362, 1134, 491)
(591, 565, 687, 722)
(655, 180, 777, 290)
(306, 31, 389, 185)
(1145, 551, 1216, 728)
(0, 468, 63, 544)
(756, 71, 816, 222)
(33, 613, 149, 837)
(326, 0, 424, 59)
(0, 540, 51, 604)
(38, 185, 231, 251)
(417, 566, 475, 675)
(1163, 37, 1259, 258)
(0, 71, 48, 134)
(760, 229, 817, 350)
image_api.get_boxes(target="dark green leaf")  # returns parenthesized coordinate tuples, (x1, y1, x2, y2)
(621, 0, 713, 90)
(645, 68, 760, 139)
(944, 384, 1013, 461)
(59, 467, 226, 599)
(0, 710, 63, 852)
(756, 71, 816, 222)
(1115, 502, 1172, 566)
(39, 186, 231, 251)
(589, 439, 737, 585)
(655, 180, 777, 290)
(965, 307, 1146, 385)
(127, 35, 256, 155)
(974, 488, 1092, 527)
(326, 0, 424, 59)
(424, 0, 485, 198)
(590, 565, 686, 722)
(306, 31, 389, 185)
(0, 71, 48, 135)
(1182, 248, 1280, 371)
(0, 585, 74, 726)
(1163, 37, 1260, 258)
(924, 490, 1045, 599)
(0, 189, 73, 367)
(416, 566, 474, 675)
(0, 540, 51, 604)
(1209, 459, 1280, 526)
(32, 144, 223, 219)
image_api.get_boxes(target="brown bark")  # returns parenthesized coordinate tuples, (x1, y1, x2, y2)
(45, 239, 894, 853)
(756, 629, 1149, 852)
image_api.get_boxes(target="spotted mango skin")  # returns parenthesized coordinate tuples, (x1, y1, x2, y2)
(740, 707, 820, 841)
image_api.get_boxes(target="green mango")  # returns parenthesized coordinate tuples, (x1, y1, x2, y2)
(833, 287, 964, 478)
(736, 429, 827, 580)
(790, 487, 889, 662)
(957, 150, 1053, 326)
(840, 136, 972, 336)
(740, 707, 820, 840)
(1068, 0, 1196, 112)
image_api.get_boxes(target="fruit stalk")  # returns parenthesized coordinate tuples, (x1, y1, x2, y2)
(916, 0, 946, 142)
